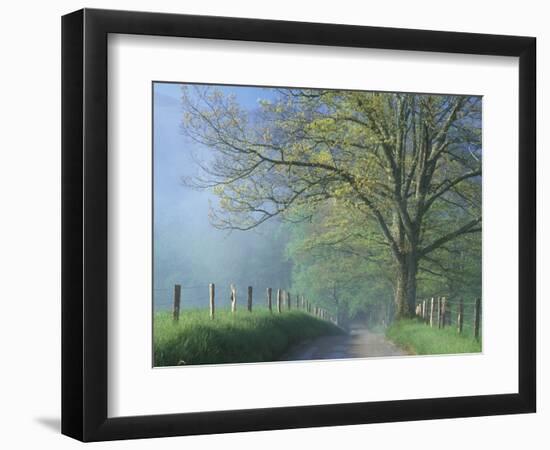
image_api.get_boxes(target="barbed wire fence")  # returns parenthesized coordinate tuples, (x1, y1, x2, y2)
(154, 282, 337, 324)
(153, 284, 211, 311)
(414, 296, 482, 340)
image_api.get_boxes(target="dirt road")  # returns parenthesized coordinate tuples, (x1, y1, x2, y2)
(281, 323, 407, 361)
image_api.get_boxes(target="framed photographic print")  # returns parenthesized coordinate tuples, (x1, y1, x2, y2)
(61, 8, 536, 442)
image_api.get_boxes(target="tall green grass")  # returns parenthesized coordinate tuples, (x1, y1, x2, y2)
(154, 309, 343, 367)
(386, 319, 481, 355)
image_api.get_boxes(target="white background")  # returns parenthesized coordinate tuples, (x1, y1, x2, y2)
(0, 0, 547, 448)
(109, 35, 518, 417)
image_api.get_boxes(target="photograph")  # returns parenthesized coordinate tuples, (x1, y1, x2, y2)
(152, 82, 483, 367)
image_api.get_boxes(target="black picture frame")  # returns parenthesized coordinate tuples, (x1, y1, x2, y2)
(61, 8, 536, 442)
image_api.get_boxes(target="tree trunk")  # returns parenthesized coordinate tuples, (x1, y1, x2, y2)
(405, 251, 418, 316)
(395, 261, 409, 318)
(394, 252, 418, 319)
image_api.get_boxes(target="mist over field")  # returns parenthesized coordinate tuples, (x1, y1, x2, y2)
(153, 84, 290, 311)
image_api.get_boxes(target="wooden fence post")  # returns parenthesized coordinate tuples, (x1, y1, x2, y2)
(247, 286, 253, 312)
(173, 284, 181, 322)
(429, 297, 435, 327)
(209, 283, 215, 320)
(231, 284, 237, 313)
(457, 298, 464, 334)
(267, 288, 272, 313)
(277, 289, 282, 313)
(441, 297, 447, 328)
(437, 297, 442, 329)
(474, 298, 481, 340)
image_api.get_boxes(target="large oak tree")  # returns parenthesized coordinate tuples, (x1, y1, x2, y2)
(180, 86, 481, 318)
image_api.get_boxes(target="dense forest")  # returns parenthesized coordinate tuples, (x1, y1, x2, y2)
(154, 84, 481, 327)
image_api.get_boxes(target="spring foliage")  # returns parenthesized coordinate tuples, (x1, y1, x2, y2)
(180, 86, 482, 320)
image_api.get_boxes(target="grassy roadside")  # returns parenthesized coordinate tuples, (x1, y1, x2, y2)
(154, 309, 343, 367)
(386, 319, 481, 355)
